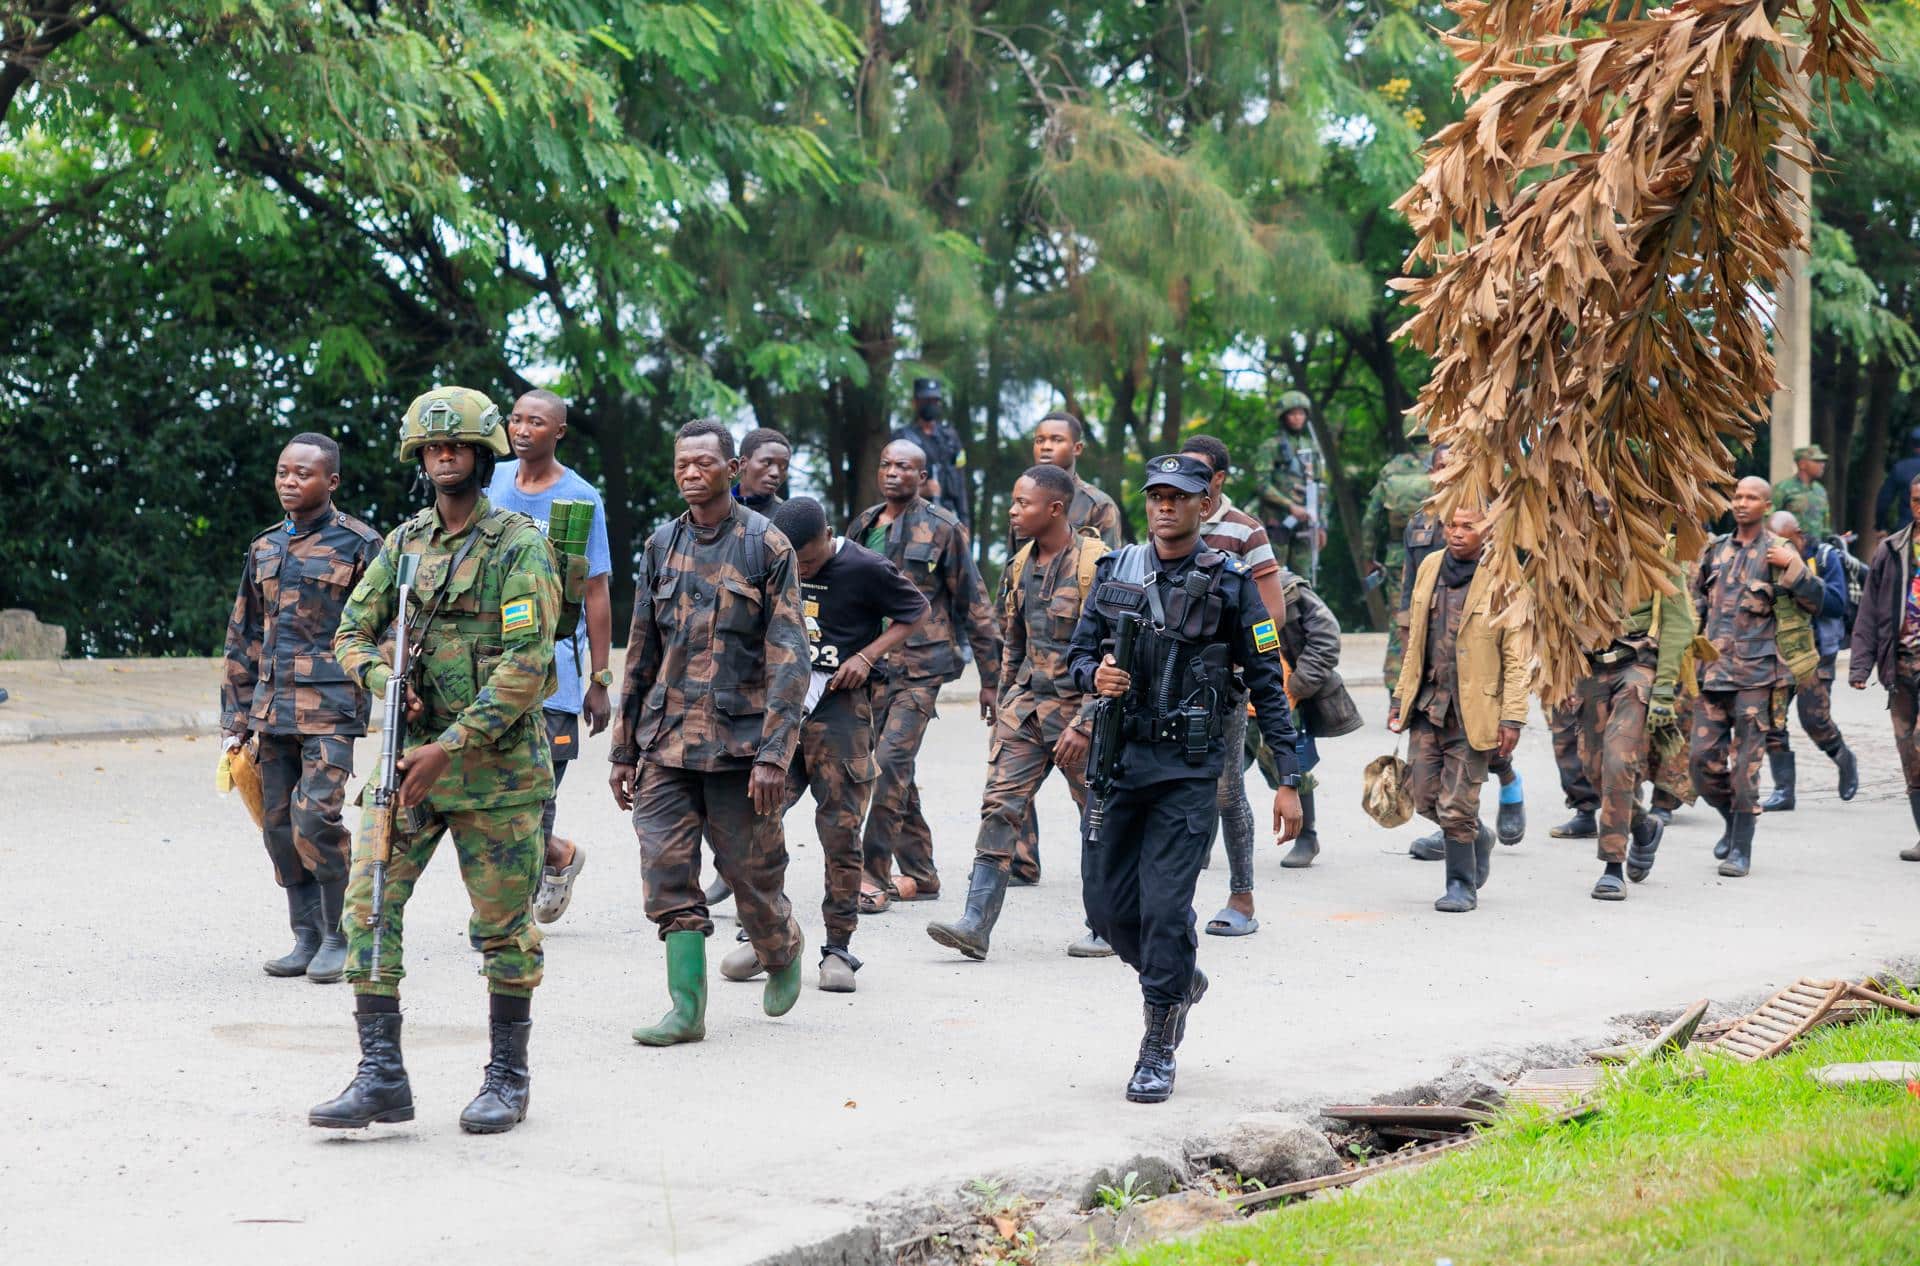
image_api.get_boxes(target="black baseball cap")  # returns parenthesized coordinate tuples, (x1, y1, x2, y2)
(912, 377, 944, 399)
(1142, 453, 1213, 495)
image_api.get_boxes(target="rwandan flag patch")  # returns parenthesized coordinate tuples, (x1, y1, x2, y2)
(501, 598, 535, 634)
(1251, 619, 1280, 654)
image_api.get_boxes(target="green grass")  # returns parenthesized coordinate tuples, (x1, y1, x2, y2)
(1109, 1017, 1920, 1266)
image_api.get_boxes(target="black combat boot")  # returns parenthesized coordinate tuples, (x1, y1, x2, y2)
(1472, 821, 1495, 889)
(1761, 750, 1795, 812)
(1174, 968, 1208, 1048)
(459, 1018, 532, 1134)
(1124, 1002, 1183, 1103)
(925, 860, 1009, 961)
(1832, 744, 1859, 802)
(1718, 813, 1755, 878)
(1626, 813, 1664, 883)
(305, 879, 349, 984)
(1434, 836, 1478, 913)
(1409, 829, 1445, 861)
(1712, 805, 1733, 860)
(1281, 793, 1320, 868)
(264, 880, 323, 977)
(1549, 808, 1598, 838)
(309, 1011, 414, 1128)
(1904, 790, 1920, 862)
(1496, 775, 1526, 844)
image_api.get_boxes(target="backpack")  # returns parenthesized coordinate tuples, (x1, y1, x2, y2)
(1002, 536, 1107, 617)
(1822, 536, 1866, 634)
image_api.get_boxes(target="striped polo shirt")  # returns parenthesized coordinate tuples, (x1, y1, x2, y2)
(1202, 494, 1279, 578)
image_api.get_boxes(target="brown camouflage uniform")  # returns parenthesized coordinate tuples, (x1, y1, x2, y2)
(1577, 567, 1694, 863)
(784, 687, 879, 951)
(1547, 698, 1598, 813)
(1405, 577, 1488, 845)
(221, 508, 381, 887)
(1689, 533, 1821, 817)
(845, 496, 1001, 895)
(333, 497, 561, 996)
(611, 503, 810, 971)
(973, 537, 1105, 872)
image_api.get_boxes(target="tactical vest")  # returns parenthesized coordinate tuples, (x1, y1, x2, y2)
(1092, 544, 1235, 764)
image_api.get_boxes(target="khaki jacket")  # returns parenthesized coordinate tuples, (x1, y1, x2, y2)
(1394, 551, 1530, 751)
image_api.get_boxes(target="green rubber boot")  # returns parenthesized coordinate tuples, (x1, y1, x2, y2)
(763, 931, 804, 1018)
(633, 931, 707, 1047)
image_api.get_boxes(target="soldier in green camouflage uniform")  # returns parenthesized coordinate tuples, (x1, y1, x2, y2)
(610, 420, 813, 1045)
(1577, 560, 1695, 900)
(311, 386, 560, 1136)
(929, 465, 1105, 960)
(1252, 391, 1326, 580)
(1362, 443, 1437, 683)
(848, 439, 1003, 904)
(222, 433, 381, 983)
(1772, 445, 1832, 541)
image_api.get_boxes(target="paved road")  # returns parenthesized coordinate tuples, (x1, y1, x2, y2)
(6, 683, 1913, 1264)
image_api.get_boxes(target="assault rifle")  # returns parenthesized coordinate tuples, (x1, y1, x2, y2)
(1300, 446, 1323, 589)
(366, 553, 421, 978)
(1083, 613, 1143, 847)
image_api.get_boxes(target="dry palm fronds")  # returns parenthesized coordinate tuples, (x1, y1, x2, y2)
(1393, 0, 1878, 702)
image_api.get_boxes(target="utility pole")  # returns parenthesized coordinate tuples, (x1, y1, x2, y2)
(1769, 129, 1814, 483)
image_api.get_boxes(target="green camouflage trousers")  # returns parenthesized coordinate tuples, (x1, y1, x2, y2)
(1577, 658, 1653, 864)
(1382, 559, 1408, 685)
(344, 800, 544, 998)
(256, 733, 354, 886)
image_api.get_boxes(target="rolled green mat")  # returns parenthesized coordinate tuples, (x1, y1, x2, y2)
(567, 499, 595, 545)
(548, 501, 586, 555)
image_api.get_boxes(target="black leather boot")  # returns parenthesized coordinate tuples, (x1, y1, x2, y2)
(1718, 813, 1755, 878)
(459, 1019, 532, 1134)
(1124, 1002, 1182, 1103)
(305, 879, 349, 984)
(1549, 808, 1598, 838)
(1472, 821, 1495, 889)
(1434, 836, 1478, 912)
(1712, 805, 1733, 860)
(1761, 750, 1795, 812)
(1281, 793, 1320, 868)
(1626, 813, 1664, 883)
(264, 881, 323, 977)
(1904, 790, 1920, 861)
(1833, 744, 1859, 802)
(309, 1012, 414, 1128)
(925, 860, 1009, 961)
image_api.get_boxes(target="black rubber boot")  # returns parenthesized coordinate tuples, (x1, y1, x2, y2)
(1712, 805, 1733, 860)
(309, 1012, 414, 1128)
(1718, 813, 1755, 878)
(1626, 813, 1664, 883)
(264, 881, 323, 977)
(459, 1019, 532, 1134)
(1281, 792, 1320, 868)
(305, 879, 349, 984)
(1434, 837, 1478, 913)
(1904, 790, 1920, 861)
(925, 860, 1009, 961)
(1409, 829, 1445, 861)
(1496, 779, 1526, 845)
(1174, 968, 1208, 1048)
(1549, 808, 1598, 839)
(1472, 821, 1495, 889)
(1833, 744, 1859, 802)
(1761, 750, 1795, 812)
(1124, 1002, 1182, 1103)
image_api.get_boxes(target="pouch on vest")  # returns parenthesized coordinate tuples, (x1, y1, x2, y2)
(1773, 590, 1818, 686)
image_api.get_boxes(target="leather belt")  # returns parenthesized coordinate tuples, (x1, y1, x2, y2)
(1585, 643, 1637, 667)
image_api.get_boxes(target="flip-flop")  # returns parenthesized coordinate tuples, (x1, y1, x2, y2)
(1204, 906, 1259, 937)
(858, 885, 891, 915)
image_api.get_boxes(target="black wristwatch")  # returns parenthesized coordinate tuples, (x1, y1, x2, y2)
(1278, 774, 1302, 788)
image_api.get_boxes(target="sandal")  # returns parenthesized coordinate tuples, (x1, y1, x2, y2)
(1204, 906, 1260, 937)
(858, 884, 892, 915)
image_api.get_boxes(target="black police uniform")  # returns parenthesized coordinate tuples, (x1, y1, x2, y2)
(1067, 454, 1300, 1101)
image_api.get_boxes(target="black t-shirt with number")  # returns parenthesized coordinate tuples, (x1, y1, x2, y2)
(802, 539, 930, 672)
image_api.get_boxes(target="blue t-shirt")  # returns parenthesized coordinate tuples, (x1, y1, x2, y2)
(486, 460, 611, 715)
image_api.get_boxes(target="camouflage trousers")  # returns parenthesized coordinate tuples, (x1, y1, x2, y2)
(255, 732, 354, 886)
(635, 762, 801, 971)
(1383, 573, 1408, 685)
(1764, 655, 1845, 757)
(785, 688, 879, 949)
(1406, 714, 1490, 846)
(1650, 681, 1698, 809)
(975, 704, 1087, 873)
(1689, 687, 1772, 817)
(863, 679, 942, 893)
(1889, 656, 1920, 792)
(1577, 658, 1653, 864)
(1549, 696, 1600, 811)
(343, 799, 544, 998)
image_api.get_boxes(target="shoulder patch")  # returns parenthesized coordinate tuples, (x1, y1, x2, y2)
(338, 512, 383, 544)
(501, 597, 536, 635)
(1225, 556, 1248, 575)
(924, 502, 962, 529)
(1252, 619, 1281, 654)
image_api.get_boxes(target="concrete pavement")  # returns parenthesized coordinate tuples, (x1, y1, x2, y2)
(4, 668, 1914, 1265)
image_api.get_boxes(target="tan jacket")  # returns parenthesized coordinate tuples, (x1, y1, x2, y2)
(1394, 551, 1530, 751)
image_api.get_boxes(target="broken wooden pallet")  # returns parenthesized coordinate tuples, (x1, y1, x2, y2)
(1707, 978, 1845, 1063)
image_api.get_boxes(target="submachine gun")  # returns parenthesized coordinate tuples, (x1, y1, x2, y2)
(365, 553, 421, 978)
(1083, 612, 1143, 847)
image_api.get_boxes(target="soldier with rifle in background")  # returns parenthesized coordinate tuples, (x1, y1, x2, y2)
(1068, 454, 1303, 1105)
(1362, 428, 1437, 684)
(1254, 391, 1326, 584)
(312, 387, 561, 1136)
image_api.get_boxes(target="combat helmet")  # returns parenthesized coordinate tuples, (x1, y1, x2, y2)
(1277, 390, 1312, 419)
(397, 386, 509, 462)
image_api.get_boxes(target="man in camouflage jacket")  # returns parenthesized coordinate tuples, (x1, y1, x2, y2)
(1362, 442, 1437, 683)
(611, 420, 812, 1045)
(222, 433, 381, 983)
(847, 438, 1003, 903)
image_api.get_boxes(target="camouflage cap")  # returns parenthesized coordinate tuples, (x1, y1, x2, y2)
(1276, 390, 1312, 417)
(397, 386, 509, 461)
(1792, 444, 1828, 462)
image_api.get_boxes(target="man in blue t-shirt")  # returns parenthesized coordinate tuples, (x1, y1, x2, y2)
(487, 388, 613, 924)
